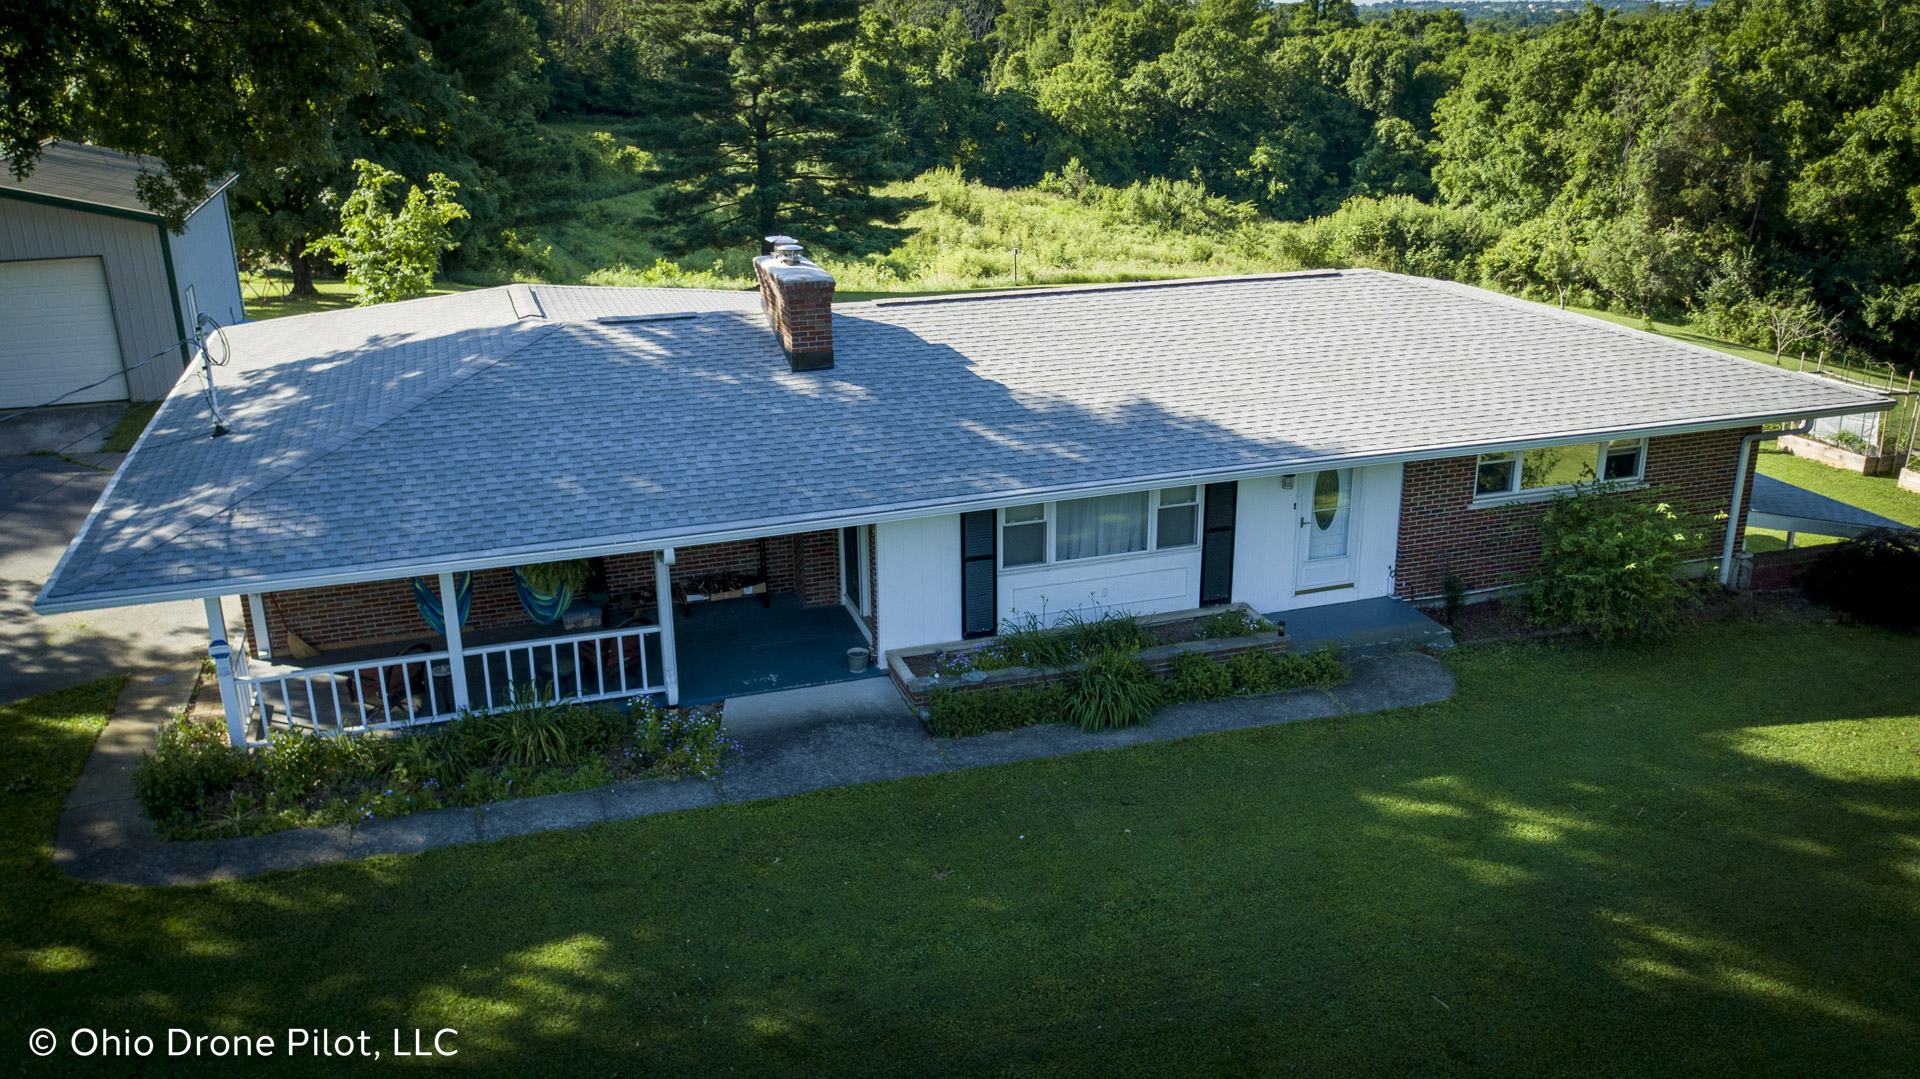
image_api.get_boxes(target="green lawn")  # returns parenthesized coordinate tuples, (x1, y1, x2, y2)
(240, 275, 492, 320)
(4, 624, 1917, 1076)
(1745, 446, 1920, 553)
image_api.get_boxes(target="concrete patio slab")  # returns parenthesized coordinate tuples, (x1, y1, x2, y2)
(0, 401, 127, 456)
(1275, 595, 1453, 658)
(719, 710, 949, 802)
(1326, 652, 1455, 714)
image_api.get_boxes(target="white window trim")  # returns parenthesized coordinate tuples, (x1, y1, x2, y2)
(1470, 438, 1649, 508)
(999, 488, 1204, 572)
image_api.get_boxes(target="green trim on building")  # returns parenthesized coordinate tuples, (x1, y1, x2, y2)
(156, 225, 189, 366)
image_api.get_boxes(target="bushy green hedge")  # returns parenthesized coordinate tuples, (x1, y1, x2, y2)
(132, 691, 735, 840)
(1528, 483, 1714, 641)
(924, 646, 1348, 737)
(922, 684, 1068, 738)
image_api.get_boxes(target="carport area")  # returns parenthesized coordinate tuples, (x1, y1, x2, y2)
(1747, 474, 1905, 546)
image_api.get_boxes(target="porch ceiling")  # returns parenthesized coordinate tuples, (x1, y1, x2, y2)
(37, 273, 1889, 614)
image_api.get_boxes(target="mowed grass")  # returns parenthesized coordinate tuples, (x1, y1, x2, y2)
(4, 623, 1918, 1076)
(239, 275, 490, 320)
(1746, 446, 1920, 552)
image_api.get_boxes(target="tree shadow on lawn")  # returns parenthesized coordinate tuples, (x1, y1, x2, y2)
(6, 625, 1919, 1077)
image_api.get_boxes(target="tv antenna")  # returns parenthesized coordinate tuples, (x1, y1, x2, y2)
(194, 313, 232, 437)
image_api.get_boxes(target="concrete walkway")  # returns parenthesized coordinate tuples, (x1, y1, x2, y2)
(55, 652, 1456, 887)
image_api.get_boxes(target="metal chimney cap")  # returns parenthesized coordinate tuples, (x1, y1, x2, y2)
(773, 241, 806, 264)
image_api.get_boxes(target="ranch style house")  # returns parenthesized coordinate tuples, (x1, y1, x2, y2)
(34, 238, 1890, 747)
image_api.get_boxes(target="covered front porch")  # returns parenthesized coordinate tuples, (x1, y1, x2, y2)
(203, 528, 879, 747)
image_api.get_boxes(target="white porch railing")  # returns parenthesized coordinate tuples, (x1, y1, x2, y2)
(232, 624, 665, 746)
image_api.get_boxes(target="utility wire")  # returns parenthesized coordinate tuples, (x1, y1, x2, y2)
(0, 313, 233, 431)
(0, 333, 200, 427)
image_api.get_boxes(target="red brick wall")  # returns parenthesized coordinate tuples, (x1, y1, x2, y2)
(240, 532, 846, 657)
(1393, 428, 1758, 602)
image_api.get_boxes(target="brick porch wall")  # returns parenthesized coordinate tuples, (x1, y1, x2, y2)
(241, 531, 846, 657)
(1393, 428, 1758, 602)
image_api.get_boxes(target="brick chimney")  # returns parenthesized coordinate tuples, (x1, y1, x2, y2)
(753, 235, 835, 371)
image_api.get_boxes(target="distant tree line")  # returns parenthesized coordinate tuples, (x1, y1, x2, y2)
(2, 0, 1914, 361)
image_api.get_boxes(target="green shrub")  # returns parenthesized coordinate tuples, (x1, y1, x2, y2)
(1225, 648, 1347, 695)
(924, 685, 1066, 737)
(1527, 484, 1715, 641)
(1197, 608, 1272, 639)
(1062, 651, 1163, 732)
(1442, 573, 1467, 625)
(1165, 650, 1233, 702)
(131, 721, 253, 833)
(515, 559, 592, 594)
(991, 607, 1155, 669)
(1800, 528, 1920, 630)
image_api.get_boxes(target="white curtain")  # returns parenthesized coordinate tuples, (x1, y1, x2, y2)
(1055, 493, 1148, 561)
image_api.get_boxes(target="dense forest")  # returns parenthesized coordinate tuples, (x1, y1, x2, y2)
(3, 0, 1915, 363)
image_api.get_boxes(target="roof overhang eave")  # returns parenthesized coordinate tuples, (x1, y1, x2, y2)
(30, 400, 1892, 616)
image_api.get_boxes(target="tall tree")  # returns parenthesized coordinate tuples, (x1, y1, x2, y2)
(636, 0, 920, 253)
(0, 0, 378, 224)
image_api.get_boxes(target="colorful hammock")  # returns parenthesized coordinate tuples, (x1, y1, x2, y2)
(513, 568, 574, 624)
(412, 573, 473, 634)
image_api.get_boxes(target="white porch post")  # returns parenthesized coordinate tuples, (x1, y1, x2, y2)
(203, 597, 248, 747)
(654, 549, 681, 705)
(438, 572, 472, 713)
(246, 593, 272, 659)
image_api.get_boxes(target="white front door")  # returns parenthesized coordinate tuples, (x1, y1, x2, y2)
(1295, 469, 1358, 594)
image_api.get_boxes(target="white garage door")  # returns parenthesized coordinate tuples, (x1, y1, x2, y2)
(0, 257, 129, 408)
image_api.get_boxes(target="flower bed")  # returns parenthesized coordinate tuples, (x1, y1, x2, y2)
(131, 694, 736, 840)
(889, 603, 1292, 708)
(1779, 433, 1908, 477)
(920, 646, 1348, 737)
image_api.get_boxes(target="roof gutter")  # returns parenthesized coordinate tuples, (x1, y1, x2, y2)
(33, 403, 1886, 615)
(1720, 419, 1812, 585)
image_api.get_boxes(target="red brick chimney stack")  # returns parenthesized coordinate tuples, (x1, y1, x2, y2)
(753, 234, 835, 371)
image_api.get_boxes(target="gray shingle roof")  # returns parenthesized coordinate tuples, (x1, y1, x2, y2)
(1, 141, 233, 218)
(36, 270, 1890, 611)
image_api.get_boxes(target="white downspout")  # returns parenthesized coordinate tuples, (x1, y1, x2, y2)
(654, 549, 681, 705)
(204, 596, 249, 747)
(1720, 420, 1812, 585)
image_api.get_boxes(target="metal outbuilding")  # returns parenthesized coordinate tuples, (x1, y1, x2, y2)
(0, 141, 244, 407)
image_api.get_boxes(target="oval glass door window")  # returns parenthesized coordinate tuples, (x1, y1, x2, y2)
(1307, 469, 1350, 560)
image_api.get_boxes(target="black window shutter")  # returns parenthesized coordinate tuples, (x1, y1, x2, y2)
(1199, 482, 1237, 606)
(960, 511, 997, 637)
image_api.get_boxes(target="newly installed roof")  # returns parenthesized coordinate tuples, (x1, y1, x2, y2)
(36, 270, 1890, 611)
(1, 141, 232, 219)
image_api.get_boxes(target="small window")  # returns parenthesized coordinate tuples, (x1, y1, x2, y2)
(1056, 492, 1148, 561)
(1001, 504, 1047, 567)
(1476, 451, 1516, 495)
(1603, 438, 1644, 481)
(1156, 486, 1198, 548)
(1520, 444, 1596, 489)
